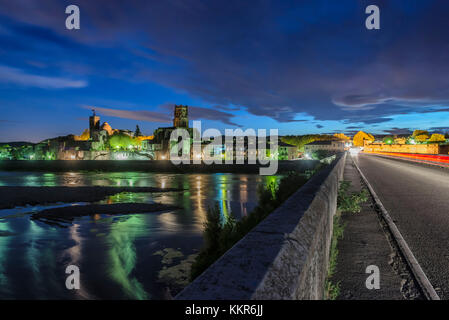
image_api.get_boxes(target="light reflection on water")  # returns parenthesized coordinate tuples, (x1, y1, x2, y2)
(0, 171, 281, 299)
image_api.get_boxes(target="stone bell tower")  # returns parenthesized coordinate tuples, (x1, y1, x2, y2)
(173, 105, 188, 128)
(89, 109, 100, 139)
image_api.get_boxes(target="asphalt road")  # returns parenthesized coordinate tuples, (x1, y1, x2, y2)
(354, 153, 449, 299)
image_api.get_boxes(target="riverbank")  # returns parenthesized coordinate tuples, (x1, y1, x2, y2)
(0, 186, 182, 209)
(0, 160, 319, 173)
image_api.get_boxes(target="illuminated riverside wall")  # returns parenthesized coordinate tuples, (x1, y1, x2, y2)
(57, 150, 154, 160)
(176, 153, 346, 300)
(0, 159, 320, 173)
(363, 143, 441, 155)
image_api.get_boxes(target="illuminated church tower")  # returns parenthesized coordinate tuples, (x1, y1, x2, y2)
(89, 109, 100, 139)
(173, 105, 188, 128)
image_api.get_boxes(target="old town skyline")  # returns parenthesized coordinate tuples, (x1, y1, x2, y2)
(0, 1, 448, 143)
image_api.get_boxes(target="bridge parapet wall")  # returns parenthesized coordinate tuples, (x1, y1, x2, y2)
(176, 153, 346, 300)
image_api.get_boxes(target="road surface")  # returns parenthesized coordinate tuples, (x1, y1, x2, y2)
(354, 153, 449, 299)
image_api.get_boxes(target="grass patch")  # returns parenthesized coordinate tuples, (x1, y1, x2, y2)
(337, 180, 369, 214)
(325, 211, 344, 300)
(325, 180, 369, 299)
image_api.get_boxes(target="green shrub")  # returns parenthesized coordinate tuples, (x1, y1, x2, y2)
(310, 149, 335, 160)
(190, 171, 310, 281)
(337, 180, 369, 213)
(325, 179, 369, 299)
(328, 214, 344, 277)
(324, 213, 345, 299)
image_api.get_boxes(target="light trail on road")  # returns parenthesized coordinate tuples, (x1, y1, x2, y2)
(353, 153, 449, 299)
(364, 152, 449, 166)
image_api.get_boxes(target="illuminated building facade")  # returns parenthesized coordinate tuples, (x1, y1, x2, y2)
(89, 109, 101, 139)
(152, 105, 195, 160)
(303, 140, 346, 154)
(173, 105, 189, 128)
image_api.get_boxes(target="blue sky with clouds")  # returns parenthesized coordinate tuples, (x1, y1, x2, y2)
(0, 0, 448, 142)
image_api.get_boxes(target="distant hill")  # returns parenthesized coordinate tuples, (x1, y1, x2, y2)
(280, 134, 336, 152)
(0, 141, 35, 147)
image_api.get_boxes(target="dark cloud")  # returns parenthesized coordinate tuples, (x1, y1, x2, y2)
(382, 128, 413, 136)
(428, 127, 449, 133)
(156, 103, 241, 126)
(361, 118, 393, 125)
(83, 105, 171, 123)
(342, 116, 393, 125)
(84, 103, 241, 127)
(332, 94, 391, 110)
(1, 1, 449, 125)
(189, 107, 241, 127)
(316, 124, 324, 129)
(0, 65, 87, 88)
(212, 105, 241, 112)
(417, 108, 449, 114)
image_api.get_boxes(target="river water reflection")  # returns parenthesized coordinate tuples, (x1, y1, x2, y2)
(0, 171, 280, 299)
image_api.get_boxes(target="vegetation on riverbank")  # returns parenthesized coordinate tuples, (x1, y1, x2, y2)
(190, 169, 315, 281)
(280, 134, 336, 152)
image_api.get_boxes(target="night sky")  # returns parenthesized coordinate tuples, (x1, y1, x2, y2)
(0, 0, 448, 142)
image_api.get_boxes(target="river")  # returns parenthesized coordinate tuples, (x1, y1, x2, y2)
(0, 171, 280, 299)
